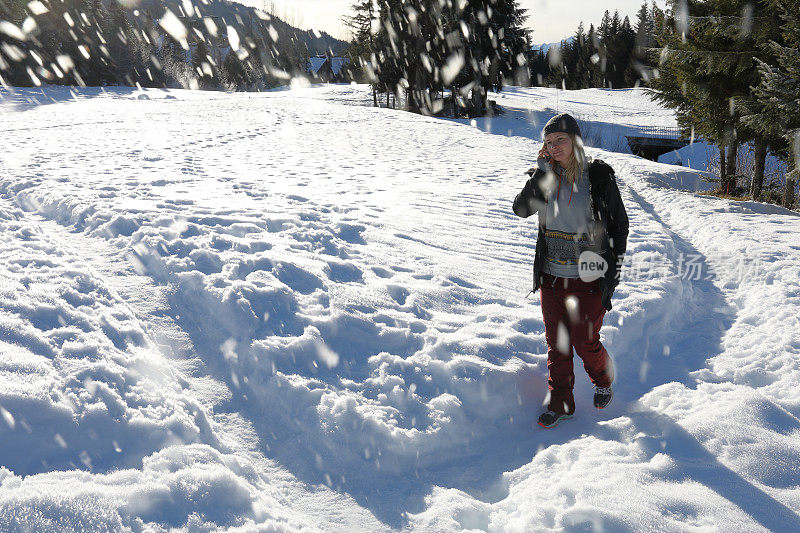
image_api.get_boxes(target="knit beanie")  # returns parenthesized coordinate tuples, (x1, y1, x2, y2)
(542, 113, 582, 139)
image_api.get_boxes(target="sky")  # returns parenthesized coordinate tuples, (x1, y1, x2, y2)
(250, 0, 664, 44)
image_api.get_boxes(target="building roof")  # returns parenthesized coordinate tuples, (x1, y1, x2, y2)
(307, 56, 348, 76)
(308, 56, 327, 75)
(329, 57, 347, 76)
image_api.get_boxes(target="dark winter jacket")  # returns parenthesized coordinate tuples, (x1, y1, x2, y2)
(512, 158, 629, 310)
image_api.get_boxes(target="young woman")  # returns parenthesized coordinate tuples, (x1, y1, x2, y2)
(512, 113, 629, 428)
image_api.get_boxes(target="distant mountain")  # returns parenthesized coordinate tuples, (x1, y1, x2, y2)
(138, 0, 349, 56)
(530, 36, 576, 53)
(298, 28, 350, 57)
(260, 18, 350, 57)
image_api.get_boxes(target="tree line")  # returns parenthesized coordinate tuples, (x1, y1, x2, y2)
(535, 1, 798, 208)
(344, 0, 531, 116)
(529, 3, 662, 90)
(0, 0, 336, 90)
(649, 0, 798, 208)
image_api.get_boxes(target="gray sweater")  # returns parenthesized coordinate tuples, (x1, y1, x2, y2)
(540, 159, 599, 278)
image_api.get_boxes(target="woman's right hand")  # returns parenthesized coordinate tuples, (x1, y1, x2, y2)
(538, 144, 550, 161)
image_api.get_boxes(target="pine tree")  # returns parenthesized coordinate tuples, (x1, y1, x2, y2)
(527, 46, 549, 87)
(599, 10, 612, 41)
(648, 0, 773, 194)
(596, 9, 612, 85)
(0, 0, 34, 86)
(158, 28, 190, 88)
(587, 23, 602, 87)
(369, 0, 528, 116)
(570, 23, 592, 89)
(634, 2, 652, 56)
(102, 0, 138, 86)
(222, 49, 247, 89)
(632, 2, 657, 84)
(693, 0, 784, 200)
(749, 0, 800, 207)
(618, 16, 638, 87)
(193, 39, 216, 89)
(344, 0, 379, 105)
(373, 0, 405, 105)
(487, 0, 531, 90)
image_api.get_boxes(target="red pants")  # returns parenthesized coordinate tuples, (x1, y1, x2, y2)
(540, 272, 614, 415)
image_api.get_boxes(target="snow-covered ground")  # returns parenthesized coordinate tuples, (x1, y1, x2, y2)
(470, 86, 679, 152)
(1, 83, 799, 531)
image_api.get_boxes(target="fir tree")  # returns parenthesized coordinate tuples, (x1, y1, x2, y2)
(648, 0, 772, 194)
(101, 0, 139, 86)
(631, 2, 658, 83)
(596, 9, 612, 84)
(0, 0, 33, 86)
(526, 46, 549, 87)
(634, 2, 653, 56)
(618, 16, 638, 87)
(369, 0, 528, 116)
(193, 39, 217, 90)
(749, 0, 800, 207)
(570, 23, 592, 90)
(344, 0, 379, 105)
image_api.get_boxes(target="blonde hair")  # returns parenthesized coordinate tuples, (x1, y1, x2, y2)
(563, 134, 586, 184)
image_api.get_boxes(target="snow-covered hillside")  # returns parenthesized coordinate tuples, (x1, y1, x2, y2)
(1, 84, 799, 531)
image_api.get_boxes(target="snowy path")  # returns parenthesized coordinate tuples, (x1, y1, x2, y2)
(1, 85, 799, 531)
(47, 213, 393, 528)
(0, 196, 384, 530)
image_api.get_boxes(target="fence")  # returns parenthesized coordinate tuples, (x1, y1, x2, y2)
(634, 125, 684, 139)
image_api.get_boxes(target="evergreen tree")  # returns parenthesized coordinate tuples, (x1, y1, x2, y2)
(748, 0, 800, 207)
(344, 0, 379, 105)
(631, 2, 658, 83)
(373, 0, 404, 104)
(543, 8, 650, 90)
(618, 16, 638, 87)
(487, 0, 531, 90)
(570, 23, 592, 89)
(598, 10, 612, 41)
(0, 0, 33, 86)
(526, 46, 549, 87)
(222, 49, 247, 89)
(648, 0, 772, 194)
(586, 23, 603, 87)
(192, 39, 219, 89)
(1, 0, 328, 91)
(634, 2, 652, 55)
(158, 28, 191, 88)
(369, 0, 528, 116)
(595, 9, 612, 84)
(102, 0, 139, 86)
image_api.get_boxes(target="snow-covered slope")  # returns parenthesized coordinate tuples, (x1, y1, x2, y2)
(1, 84, 799, 531)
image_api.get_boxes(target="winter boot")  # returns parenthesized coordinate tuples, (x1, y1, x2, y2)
(537, 410, 573, 429)
(593, 386, 613, 409)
